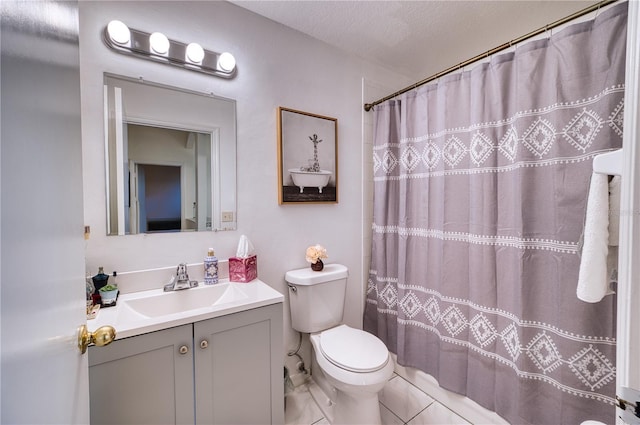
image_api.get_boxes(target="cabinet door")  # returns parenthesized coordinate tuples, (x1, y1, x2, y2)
(89, 324, 194, 425)
(194, 303, 284, 425)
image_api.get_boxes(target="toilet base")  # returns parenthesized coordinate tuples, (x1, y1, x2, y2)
(309, 344, 387, 425)
(333, 388, 382, 425)
(308, 376, 384, 425)
(308, 379, 335, 423)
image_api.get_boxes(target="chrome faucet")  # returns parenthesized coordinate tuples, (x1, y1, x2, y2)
(164, 263, 198, 292)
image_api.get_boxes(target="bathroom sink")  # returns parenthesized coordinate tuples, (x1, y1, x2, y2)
(123, 283, 247, 318)
(88, 279, 284, 340)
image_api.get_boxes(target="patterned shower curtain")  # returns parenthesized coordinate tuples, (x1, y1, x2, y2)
(364, 4, 626, 425)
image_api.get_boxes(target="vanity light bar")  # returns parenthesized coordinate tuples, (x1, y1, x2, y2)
(103, 20, 237, 79)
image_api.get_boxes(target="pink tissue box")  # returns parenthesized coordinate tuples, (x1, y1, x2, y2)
(229, 255, 257, 282)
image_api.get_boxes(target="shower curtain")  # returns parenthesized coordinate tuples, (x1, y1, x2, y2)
(364, 4, 626, 425)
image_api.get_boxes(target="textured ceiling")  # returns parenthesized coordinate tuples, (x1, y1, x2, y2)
(230, 1, 600, 80)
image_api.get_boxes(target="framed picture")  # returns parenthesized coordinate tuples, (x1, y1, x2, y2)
(277, 107, 338, 204)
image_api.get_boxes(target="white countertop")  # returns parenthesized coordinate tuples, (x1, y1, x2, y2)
(88, 279, 284, 340)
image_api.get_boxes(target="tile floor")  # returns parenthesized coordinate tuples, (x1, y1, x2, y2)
(285, 374, 472, 425)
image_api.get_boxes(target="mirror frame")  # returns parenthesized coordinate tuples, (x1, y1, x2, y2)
(103, 74, 237, 235)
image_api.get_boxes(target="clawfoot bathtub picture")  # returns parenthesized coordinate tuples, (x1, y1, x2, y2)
(277, 107, 338, 204)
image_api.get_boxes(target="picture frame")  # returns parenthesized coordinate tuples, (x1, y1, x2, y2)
(277, 107, 338, 204)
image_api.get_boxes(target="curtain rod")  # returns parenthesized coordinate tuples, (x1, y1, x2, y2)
(364, 0, 619, 112)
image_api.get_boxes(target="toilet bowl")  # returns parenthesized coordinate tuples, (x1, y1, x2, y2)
(285, 264, 393, 424)
(310, 325, 394, 424)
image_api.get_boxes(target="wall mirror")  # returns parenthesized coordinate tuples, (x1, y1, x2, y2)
(104, 74, 236, 235)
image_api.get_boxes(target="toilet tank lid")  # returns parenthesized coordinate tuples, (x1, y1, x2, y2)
(285, 263, 348, 285)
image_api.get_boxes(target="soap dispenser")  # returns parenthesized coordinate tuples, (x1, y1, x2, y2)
(204, 248, 218, 285)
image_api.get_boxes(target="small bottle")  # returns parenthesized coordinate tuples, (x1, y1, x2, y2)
(204, 248, 218, 285)
(91, 267, 109, 306)
(92, 266, 109, 292)
(111, 271, 118, 288)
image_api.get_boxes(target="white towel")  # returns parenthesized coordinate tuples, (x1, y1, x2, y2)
(608, 176, 621, 246)
(577, 172, 616, 303)
(606, 176, 621, 291)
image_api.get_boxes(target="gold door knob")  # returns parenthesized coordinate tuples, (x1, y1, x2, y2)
(77, 324, 116, 354)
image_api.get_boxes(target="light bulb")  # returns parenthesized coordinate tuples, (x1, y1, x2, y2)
(149, 32, 169, 55)
(217, 52, 236, 72)
(186, 42, 205, 64)
(107, 20, 130, 45)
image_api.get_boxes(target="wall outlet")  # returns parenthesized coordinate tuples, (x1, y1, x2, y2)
(221, 211, 234, 222)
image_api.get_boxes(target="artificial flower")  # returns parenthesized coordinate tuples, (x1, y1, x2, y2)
(305, 244, 328, 264)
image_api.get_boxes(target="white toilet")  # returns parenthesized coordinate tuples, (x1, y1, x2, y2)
(286, 263, 394, 425)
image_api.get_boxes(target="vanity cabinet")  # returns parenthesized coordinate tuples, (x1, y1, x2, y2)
(89, 303, 284, 424)
(89, 324, 194, 424)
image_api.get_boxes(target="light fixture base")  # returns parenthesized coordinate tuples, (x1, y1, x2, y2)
(103, 24, 237, 79)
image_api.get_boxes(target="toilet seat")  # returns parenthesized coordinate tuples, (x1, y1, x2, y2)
(319, 325, 389, 372)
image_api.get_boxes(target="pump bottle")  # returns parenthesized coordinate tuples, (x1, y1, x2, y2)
(204, 248, 218, 285)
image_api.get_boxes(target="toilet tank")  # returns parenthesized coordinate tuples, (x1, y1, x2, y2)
(285, 263, 349, 333)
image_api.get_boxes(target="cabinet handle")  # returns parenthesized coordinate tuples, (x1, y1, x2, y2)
(200, 340, 208, 349)
(179, 345, 189, 355)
